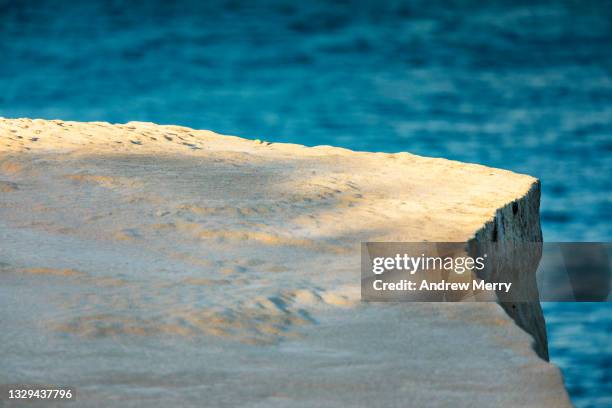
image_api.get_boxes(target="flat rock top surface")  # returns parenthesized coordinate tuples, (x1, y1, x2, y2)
(0, 118, 569, 407)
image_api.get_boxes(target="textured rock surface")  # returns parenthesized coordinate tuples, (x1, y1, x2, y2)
(0, 118, 570, 407)
(468, 182, 549, 360)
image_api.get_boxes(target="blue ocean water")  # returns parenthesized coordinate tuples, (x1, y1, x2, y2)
(1, 0, 610, 406)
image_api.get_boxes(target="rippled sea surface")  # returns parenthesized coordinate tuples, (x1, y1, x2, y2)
(1, 1, 611, 406)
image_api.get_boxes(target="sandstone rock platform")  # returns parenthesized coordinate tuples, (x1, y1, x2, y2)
(0, 118, 570, 407)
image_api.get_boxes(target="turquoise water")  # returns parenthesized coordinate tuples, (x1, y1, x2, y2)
(1, 1, 611, 406)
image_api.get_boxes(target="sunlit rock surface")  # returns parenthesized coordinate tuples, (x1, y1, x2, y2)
(0, 118, 570, 407)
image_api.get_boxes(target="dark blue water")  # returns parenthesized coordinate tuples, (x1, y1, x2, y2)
(1, 1, 611, 406)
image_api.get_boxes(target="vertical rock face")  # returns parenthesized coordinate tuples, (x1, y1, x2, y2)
(469, 181, 548, 360)
(0, 118, 570, 406)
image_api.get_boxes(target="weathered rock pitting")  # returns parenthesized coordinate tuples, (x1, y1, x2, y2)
(468, 181, 548, 359)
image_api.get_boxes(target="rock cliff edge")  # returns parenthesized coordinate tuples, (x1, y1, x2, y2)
(0, 118, 570, 407)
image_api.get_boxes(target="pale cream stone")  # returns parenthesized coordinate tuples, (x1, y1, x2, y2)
(0, 118, 570, 407)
